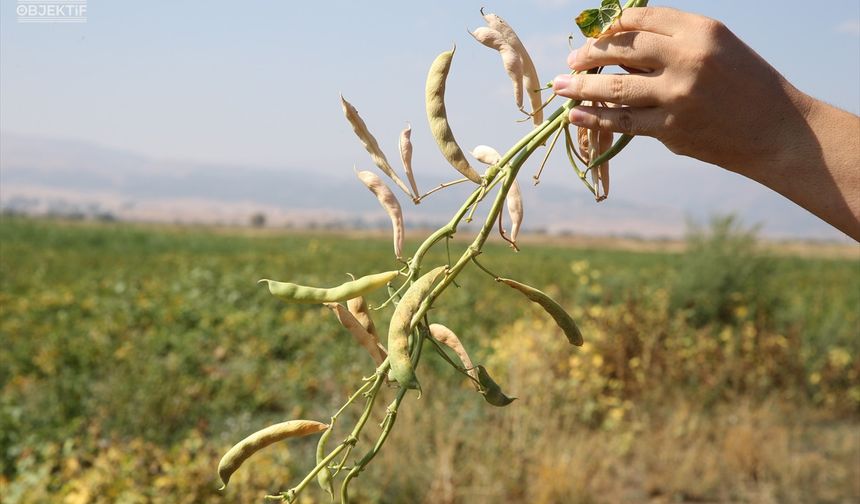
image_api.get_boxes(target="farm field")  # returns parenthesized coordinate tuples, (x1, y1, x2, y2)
(1, 216, 858, 503)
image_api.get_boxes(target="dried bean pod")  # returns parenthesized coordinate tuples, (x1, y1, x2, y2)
(340, 95, 413, 196)
(577, 121, 591, 164)
(355, 170, 405, 259)
(388, 266, 447, 389)
(347, 295, 378, 338)
(470, 27, 525, 111)
(506, 180, 524, 244)
(497, 277, 584, 346)
(259, 270, 398, 304)
(425, 47, 483, 184)
(577, 101, 612, 200)
(429, 323, 479, 387)
(218, 420, 328, 489)
(481, 11, 543, 125)
(324, 302, 387, 365)
(470, 145, 502, 166)
(399, 123, 420, 199)
(475, 364, 516, 407)
(596, 125, 612, 199)
(588, 126, 600, 193)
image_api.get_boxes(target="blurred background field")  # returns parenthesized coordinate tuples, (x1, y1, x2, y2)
(1, 215, 858, 503)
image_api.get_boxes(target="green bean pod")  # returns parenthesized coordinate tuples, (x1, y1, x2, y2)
(315, 423, 335, 500)
(476, 364, 516, 407)
(259, 270, 399, 304)
(497, 277, 584, 346)
(217, 419, 328, 490)
(425, 47, 483, 184)
(387, 266, 447, 389)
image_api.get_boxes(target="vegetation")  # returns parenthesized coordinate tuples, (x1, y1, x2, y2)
(1, 216, 858, 503)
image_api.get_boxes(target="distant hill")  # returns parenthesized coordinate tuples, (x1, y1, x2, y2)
(0, 131, 850, 241)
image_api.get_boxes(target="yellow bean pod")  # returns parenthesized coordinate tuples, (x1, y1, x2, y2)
(578, 106, 612, 201)
(324, 302, 387, 365)
(429, 323, 479, 387)
(347, 295, 378, 339)
(470, 27, 525, 112)
(218, 420, 328, 490)
(497, 277, 584, 346)
(425, 47, 483, 184)
(355, 170, 405, 259)
(399, 123, 420, 200)
(506, 180, 524, 245)
(259, 270, 398, 304)
(315, 423, 335, 499)
(388, 266, 447, 389)
(482, 11, 543, 125)
(340, 95, 413, 197)
(470, 144, 502, 166)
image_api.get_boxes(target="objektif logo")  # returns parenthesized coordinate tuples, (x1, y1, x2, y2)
(16, 0, 87, 23)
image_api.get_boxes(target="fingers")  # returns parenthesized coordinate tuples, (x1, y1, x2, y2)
(602, 7, 693, 37)
(552, 73, 663, 107)
(568, 105, 667, 137)
(568, 31, 670, 71)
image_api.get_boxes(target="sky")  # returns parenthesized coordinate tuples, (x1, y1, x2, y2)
(1, 0, 859, 238)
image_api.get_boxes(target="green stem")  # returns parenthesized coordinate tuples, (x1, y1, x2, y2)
(585, 134, 634, 174)
(340, 325, 428, 503)
(408, 111, 569, 328)
(283, 367, 388, 502)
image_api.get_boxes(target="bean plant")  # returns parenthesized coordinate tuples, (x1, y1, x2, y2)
(217, 1, 647, 502)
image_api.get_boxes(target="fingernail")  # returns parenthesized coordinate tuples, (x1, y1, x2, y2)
(552, 74, 571, 91)
(569, 107, 588, 125)
(566, 49, 578, 68)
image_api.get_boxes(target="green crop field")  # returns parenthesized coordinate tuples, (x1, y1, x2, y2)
(1, 216, 858, 503)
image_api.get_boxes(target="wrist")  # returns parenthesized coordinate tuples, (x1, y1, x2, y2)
(726, 80, 816, 181)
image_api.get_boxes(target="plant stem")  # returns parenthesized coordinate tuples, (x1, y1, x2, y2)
(283, 366, 388, 502)
(340, 324, 428, 503)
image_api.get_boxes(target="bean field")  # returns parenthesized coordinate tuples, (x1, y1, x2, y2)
(1, 217, 858, 503)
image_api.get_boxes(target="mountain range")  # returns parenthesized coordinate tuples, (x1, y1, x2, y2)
(0, 131, 850, 241)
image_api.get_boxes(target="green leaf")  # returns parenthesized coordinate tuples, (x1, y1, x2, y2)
(575, 0, 623, 38)
(475, 365, 516, 407)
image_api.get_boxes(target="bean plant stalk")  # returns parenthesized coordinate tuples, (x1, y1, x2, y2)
(275, 75, 617, 504)
(225, 1, 648, 502)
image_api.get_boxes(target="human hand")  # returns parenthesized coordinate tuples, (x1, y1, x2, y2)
(552, 7, 813, 174)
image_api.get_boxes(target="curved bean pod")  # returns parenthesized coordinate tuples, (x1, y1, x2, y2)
(425, 47, 483, 184)
(497, 277, 584, 346)
(469, 144, 502, 166)
(429, 323, 479, 387)
(315, 423, 335, 499)
(597, 123, 612, 199)
(324, 302, 387, 365)
(259, 270, 398, 304)
(340, 95, 413, 196)
(470, 27, 525, 112)
(347, 295, 378, 339)
(578, 106, 612, 201)
(399, 123, 420, 200)
(218, 420, 328, 489)
(355, 170, 405, 259)
(506, 180, 524, 245)
(481, 11, 543, 125)
(388, 266, 447, 389)
(475, 364, 516, 407)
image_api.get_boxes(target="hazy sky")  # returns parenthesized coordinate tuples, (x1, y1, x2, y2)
(2, 0, 858, 165)
(1, 0, 859, 238)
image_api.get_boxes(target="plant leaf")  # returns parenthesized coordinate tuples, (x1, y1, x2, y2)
(575, 0, 622, 38)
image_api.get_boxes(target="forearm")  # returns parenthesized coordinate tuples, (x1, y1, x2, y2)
(552, 7, 860, 241)
(733, 88, 860, 241)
